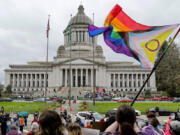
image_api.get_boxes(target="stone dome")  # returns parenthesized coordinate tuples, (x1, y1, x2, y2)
(57, 46, 65, 56)
(68, 5, 93, 25)
(96, 45, 103, 51)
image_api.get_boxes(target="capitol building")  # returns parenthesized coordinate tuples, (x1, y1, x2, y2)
(4, 5, 156, 97)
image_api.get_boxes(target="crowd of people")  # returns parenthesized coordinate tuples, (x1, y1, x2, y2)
(0, 105, 180, 135)
(102, 105, 180, 135)
(0, 106, 29, 135)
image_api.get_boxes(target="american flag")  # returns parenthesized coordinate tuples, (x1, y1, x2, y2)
(46, 16, 50, 38)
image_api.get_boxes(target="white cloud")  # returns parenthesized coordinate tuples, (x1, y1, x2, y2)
(0, 0, 180, 84)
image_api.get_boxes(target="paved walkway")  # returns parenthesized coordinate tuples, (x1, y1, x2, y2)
(55, 100, 80, 114)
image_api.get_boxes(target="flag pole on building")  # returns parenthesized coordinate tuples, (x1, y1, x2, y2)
(68, 14, 72, 108)
(92, 13, 96, 106)
(45, 15, 50, 103)
(130, 28, 180, 106)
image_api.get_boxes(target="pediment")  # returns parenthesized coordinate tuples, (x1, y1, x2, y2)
(64, 59, 93, 65)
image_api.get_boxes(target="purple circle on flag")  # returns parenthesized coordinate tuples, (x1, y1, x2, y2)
(145, 39, 160, 52)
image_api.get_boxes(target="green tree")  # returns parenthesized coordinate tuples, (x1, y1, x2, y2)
(6, 85, 12, 94)
(0, 84, 3, 97)
(156, 39, 180, 97)
(145, 89, 151, 98)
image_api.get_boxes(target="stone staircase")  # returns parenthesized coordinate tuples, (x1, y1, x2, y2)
(57, 87, 91, 98)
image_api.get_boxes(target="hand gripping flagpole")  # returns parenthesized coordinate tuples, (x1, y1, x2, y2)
(130, 28, 180, 106)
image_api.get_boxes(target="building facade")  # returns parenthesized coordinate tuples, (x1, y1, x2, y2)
(4, 5, 156, 97)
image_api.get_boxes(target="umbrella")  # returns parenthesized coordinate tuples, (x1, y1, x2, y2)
(19, 111, 29, 117)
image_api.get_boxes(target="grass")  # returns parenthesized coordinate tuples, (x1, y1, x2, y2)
(0, 102, 52, 113)
(87, 102, 180, 114)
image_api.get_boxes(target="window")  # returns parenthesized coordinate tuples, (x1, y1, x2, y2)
(138, 74, 140, 79)
(33, 81, 35, 87)
(83, 31, 85, 42)
(111, 82, 113, 87)
(120, 74, 122, 79)
(142, 74, 145, 79)
(33, 74, 35, 79)
(134, 81, 136, 87)
(76, 31, 78, 42)
(124, 74, 127, 79)
(80, 31, 82, 42)
(120, 81, 122, 87)
(138, 81, 140, 87)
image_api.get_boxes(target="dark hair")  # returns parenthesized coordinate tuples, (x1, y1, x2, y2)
(116, 105, 136, 135)
(150, 118, 160, 128)
(147, 112, 156, 118)
(39, 110, 64, 135)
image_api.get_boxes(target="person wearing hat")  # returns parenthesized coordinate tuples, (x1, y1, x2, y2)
(27, 122, 39, 135)
(6, 124, 21, 135)
(169, 120, 180, 135)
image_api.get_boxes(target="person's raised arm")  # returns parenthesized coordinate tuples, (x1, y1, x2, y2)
(105, 121, 119, 133)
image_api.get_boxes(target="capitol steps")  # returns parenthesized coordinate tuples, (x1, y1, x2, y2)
(57, 87, 89, 99)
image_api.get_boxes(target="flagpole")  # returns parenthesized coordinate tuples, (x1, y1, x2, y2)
(92, 13, 96, 106)
(130, 28, 180, 106)
(45, 15, 50, 103)
(68, 14, 72, 108)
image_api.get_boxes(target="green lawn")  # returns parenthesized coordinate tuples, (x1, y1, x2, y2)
(0, 102, 51, 113)
(87, 102, 180, 114)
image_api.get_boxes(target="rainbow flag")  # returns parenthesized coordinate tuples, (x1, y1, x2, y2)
(104, 4, 152, 32)
(89, 25, 137, 58)
(128, 25, 178, 69)
(88, 4, 179, 69)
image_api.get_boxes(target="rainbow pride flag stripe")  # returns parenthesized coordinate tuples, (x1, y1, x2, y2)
(88, 4, 179, 69)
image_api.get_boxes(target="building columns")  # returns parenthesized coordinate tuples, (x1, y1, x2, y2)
(65, 69, 67, 86)
(13, 74, 15, 87)
(80, 69, 83, 86)
(91, 69, 93, 87)
(39, 74, 42, 87)
(86, 69, 88, 86)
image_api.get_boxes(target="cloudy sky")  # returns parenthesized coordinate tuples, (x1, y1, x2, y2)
(0, 0, 180, 84)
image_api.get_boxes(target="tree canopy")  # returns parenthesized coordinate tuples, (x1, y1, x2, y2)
(156, 39, 180, 97)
